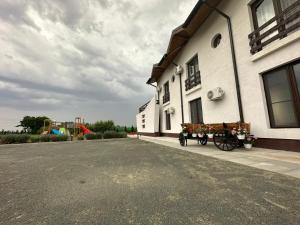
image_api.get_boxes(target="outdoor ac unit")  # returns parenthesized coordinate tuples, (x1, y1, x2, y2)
(207, 87, 225, 101)
(168, 107, 175, 115)
(175, 65, 183, 75)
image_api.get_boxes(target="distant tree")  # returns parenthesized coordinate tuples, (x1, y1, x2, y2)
(90, 120, 115, 133)
(17, 116, 49, 134)
(131, 126, 134, 133)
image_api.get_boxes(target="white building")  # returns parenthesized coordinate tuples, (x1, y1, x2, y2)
(137, 0, 300, 151)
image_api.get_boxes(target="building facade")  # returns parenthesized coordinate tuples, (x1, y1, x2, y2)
(137, 0, 300, 151)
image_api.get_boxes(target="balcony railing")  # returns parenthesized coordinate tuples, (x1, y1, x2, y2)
(249, 1, 300, 54)
(139, 101, 150, 113)
(185, 71, 201, 91)
(163, 92, 170, 104)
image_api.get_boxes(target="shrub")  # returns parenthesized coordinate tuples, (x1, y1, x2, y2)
(77, 136, 84, 141)
(0, 134, 30, 144)
(40, 135, 51, 142)
(85, 132, 103, 140)
(103, 131, 127, 139)
(49, 135, 68, 142)
(30, 135, 40, 143)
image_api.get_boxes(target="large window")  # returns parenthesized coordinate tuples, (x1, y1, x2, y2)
(163, 81, 170, 104)
(185, 55, 201, 91)
(249, 0, 300, 54)
(190, 98, 204, 124)
(263, 60, 300, 128)
(165, 110, 171, 130)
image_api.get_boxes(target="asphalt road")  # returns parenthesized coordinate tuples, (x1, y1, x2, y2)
(0, 139, 299, 225)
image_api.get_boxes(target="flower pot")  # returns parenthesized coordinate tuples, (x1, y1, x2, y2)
(192, 133, 197, 138)
(183, 133, 188, 137)
(237, 134, 245, 140)
(207, 133, 214, 138)
(244, 143, 252, 149)
(198, 133, 204, 138)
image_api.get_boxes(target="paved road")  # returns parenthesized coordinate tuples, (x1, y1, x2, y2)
(0, 139, 299, 225)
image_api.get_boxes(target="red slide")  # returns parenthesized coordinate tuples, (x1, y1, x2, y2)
(79, 124, 92, 135)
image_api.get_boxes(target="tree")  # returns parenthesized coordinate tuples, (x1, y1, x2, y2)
(17, 116, 49, 134)
(90, 120, 115, 133)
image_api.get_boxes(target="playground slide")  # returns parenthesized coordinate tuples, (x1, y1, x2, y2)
(79, 124, 92, 135)
(52, 129, 62, 135)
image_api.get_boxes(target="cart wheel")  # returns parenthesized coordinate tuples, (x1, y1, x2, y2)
(213, 130, 238, 151)
(179, 132, 185, 146)
(199, 135, 208, 145)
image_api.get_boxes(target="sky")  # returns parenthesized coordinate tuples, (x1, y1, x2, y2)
(0, 0, 198, 130)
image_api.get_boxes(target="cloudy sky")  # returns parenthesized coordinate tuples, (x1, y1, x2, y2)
(0, 0, 198, 130)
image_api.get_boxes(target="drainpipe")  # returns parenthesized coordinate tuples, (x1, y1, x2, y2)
(202, 0, 244, 123)
(147, 82, 161, 136)
(172, 62, 185, 124)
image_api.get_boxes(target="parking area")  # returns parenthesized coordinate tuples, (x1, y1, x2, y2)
(0, 139, 300, 225)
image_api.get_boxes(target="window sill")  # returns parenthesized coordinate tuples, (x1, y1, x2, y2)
(162, 101, 170, 107)
(251, 29, 300, 62)
(185, 85, 202, 96)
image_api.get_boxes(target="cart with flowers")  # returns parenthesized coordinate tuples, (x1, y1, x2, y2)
(179, 122, 251, 151)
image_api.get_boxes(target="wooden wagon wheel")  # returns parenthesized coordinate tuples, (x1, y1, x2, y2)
(213, 129, 238, 151)
(179, 132, 186, 146)
(199, 135, 208, 145)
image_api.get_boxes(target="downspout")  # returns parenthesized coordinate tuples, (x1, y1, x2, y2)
(203, 0, 244, 123)
(172, 62, 185, 124)
(147, 82, 161, 136)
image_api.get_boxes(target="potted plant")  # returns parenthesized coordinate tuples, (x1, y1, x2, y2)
(237, 128, 247, 140)
(182, 127, 188, 137)
(196, 127, 206, 138)
(244, 135, 256, 149)
(207, 126, 214, 138)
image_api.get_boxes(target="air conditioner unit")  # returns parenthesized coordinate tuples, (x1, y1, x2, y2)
(175, 66, 183, 75)
(168, 107, 175, 115)
(207, 87, 225, 101)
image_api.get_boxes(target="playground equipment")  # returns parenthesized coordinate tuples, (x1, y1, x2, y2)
(74, 117, 92, 137)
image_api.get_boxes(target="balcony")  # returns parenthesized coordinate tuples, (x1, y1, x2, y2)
(185, 71, 201, 91)
(249, 1, 300, 54)
(163, 92, 170, 104)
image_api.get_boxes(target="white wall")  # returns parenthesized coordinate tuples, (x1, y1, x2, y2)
(156, 0, 300, 140)
(136, 96, 159, 134)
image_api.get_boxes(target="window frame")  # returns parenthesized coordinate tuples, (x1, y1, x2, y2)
(189, 98, 204, 124)
(262, 60, 300, 128)
(165, 110, 171, 130)
(187, 55, 199, 79)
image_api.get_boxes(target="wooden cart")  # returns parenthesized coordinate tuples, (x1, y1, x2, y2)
(179, 122, 251, 151)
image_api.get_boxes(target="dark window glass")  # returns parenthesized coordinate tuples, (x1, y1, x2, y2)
(187, 56, 199, 78)
(263, 62, 300, 128)
(293, 62, 300, 95)
(190, 98, 204, 124)
(164, 82, 169, 95)
(165, 111, 171, 130)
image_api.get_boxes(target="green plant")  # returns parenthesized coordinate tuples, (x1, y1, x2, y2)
(0, 134, 30, 144)
(49, 135, 68, 142)
(40, 135, 51, 142)
(77, 136, 84, 141)
(30, 135, 40, 143)
(85, 133, 103, 140)
(103, 131, 127, 139)
(17, 116, 49, 134)
(244, 135, 256, 144)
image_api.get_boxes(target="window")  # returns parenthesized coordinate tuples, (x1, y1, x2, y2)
(211, 33, 222, 48)
(190, 98, 204, 124)
(185, 56, 201, 91)
(263, 60, 300, 128)
(249, 0, 300, 54)
(187, 56, 199, 78)
(163, 81, 170, 104)
(165, 111, 171, 130)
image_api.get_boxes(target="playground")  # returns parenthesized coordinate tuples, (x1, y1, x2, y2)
(42, 117, 93, 139)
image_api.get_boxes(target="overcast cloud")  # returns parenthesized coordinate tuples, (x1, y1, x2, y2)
(0, 0, 198, 129)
